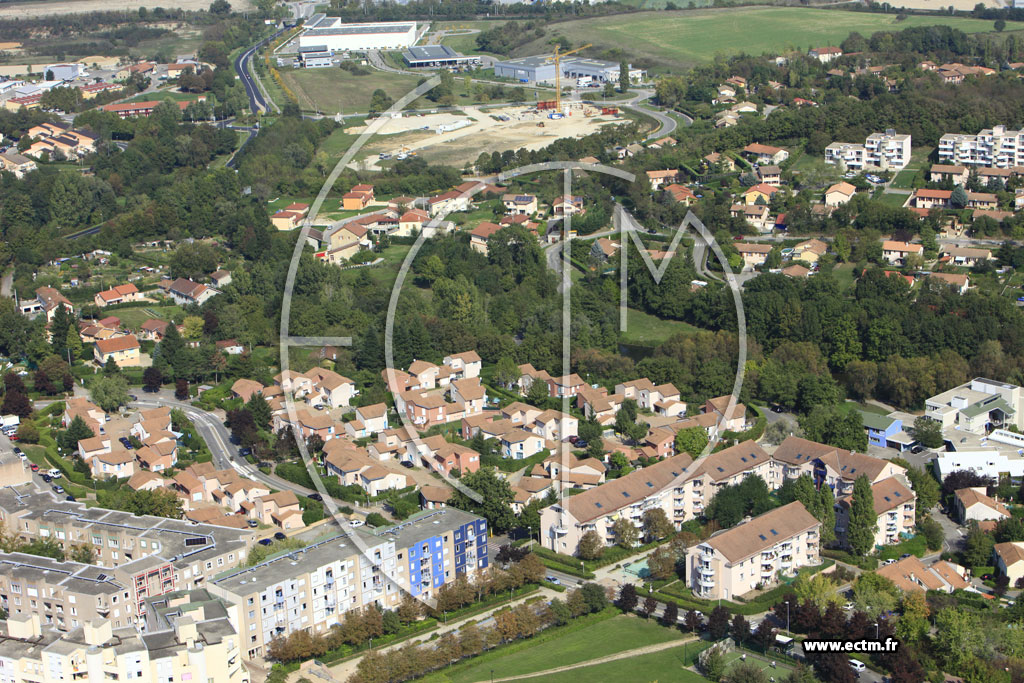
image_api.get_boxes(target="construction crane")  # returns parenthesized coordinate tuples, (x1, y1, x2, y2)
(545, 44, 592, 112)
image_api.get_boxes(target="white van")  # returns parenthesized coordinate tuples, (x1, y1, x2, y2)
(47, 469, 62, 479)
(849, 659, 866, 674)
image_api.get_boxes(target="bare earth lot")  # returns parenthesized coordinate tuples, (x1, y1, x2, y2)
(0, 0, 253, 18)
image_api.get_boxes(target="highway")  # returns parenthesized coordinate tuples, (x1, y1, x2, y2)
(234, 28, 286, 115)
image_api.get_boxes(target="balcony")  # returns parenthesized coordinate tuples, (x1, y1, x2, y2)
(551, 526, 568, 536)
(699, 576, 716, 588)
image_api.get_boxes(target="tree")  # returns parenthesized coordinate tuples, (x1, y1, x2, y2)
(674, 426, 708, 456)
(578, 529, 605, 560)
(69, 544, 96, 564)
(996, 18, 1007, 31)
(143, 367, 163, 392)
(495, 356, 519, 388)
(641, 508, 673, 542)
(731, 613, 750, 643)
(90, 374, 129, 412)
(708, 605, 730, 640)
(792, 573, 841, 613)
(727, 662, 769, 683)
(641, 595, 657, 619)
(611, 517, 639, 549)
(369, 89, 394, 114)
(701, 646, 726, 682)
(175, 378, 189, 400)
(847, 475, 877, 555)
(209, 0, 232, 14)
(647, 545, 677, 580)
(919, 515, 944, 550)
(579, 582, 608, 613)
(59, 415, 95, 451)
(963, 521, 996, 567)
(753, 618, 776, 653)
(661, 601, 679, 628)
(911, 416, 943, 449)
(852, 572, 899, 618)
(950, 184, 968, 209)
(526, 377, 549, 405)
(448, 468, 517, 533)
(247, 392, 272, 431)
(97, 488, 183, 518)
(618, 61, 630, 92)
(16, 421, 39, 444)
(684, 609, 701, 633)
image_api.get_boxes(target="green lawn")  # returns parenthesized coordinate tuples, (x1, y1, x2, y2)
(889, 168, 920, 190)
(621, 308, 699, 345)
(115, 304, 184, 331)
(515, 8, 1022, 67)
(879, 534, 929, 561)
(279, 67, 421, 114)
(529, 641, 710, 683)
(438, 614, 688, 683)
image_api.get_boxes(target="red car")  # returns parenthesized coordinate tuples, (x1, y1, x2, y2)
(29, 463, 39, 472)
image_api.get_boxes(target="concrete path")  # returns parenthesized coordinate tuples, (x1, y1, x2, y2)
(478, 637, 696, 682)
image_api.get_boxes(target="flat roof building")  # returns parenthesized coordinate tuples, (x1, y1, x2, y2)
(493, 55, 644, 84)
(298, 19, 418, 52)
(402, 45, 479, 68)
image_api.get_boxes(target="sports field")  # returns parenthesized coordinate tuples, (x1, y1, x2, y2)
(514, 8, 1024, 67)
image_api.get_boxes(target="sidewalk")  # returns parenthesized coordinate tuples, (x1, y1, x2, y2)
(289, 587, 563, 683)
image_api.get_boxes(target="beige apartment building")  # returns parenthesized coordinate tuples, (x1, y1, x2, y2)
(0, 590, 246, 683)
(836, 477, 916, 548)
(687, 502, 821, 600)
(771, 436, 906, 497)
(542, 440, 777, 555)
(0, 489, 255, 624)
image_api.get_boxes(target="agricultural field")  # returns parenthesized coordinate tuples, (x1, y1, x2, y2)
(278, 67, 421, 115)
(0, 0, 252, 19)
(512, 8, 1024, 68)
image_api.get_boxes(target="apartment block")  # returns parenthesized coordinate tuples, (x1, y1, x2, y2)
(925, 377, 1024, 433)
(0, 590, 245, 683)
(938, 125, 1024, 167)
(835, 477, 916, 548)
(210, 509, 487, 659)
(771, 436, 906, 497)
(687, 502, 821, 600)
(825, 130, 911, 170)
(0, 489, 255, 624)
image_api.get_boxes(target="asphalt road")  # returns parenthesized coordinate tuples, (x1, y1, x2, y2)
(622, 89, 685, 141)
(235, 28, 286, 115)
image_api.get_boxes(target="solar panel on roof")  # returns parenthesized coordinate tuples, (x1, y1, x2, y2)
(96, 573, 107, 581)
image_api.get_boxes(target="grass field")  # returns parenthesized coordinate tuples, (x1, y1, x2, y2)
(876, 191, 912, 208)
(621, 308, 699, 345)
(516, 8, 1023, 67)
(115, 304, 183, 331)
(528, 640, 711, 683)
(279, 67, 421, 114)
(831, 263, 857, 292)
(434, 614, 688, 683)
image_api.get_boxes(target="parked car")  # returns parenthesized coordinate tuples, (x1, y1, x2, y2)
(65, 495, 75, 502)
(400, 460, 414, 468)
(42, 474, 52, 483)
(29, 463, 38, 472)
(567, 435, 579, 445)
(12, 447, 21, 455)
(247, 519, 258, 528)
(258, 538, 273, 546)
(574, 440, 588, 450)
(274, 531, 287, 541)
(882, 559, 896, 566)
(240, 447, 252, 456)
(52, 485, 64, 494)
(900, 553, 912, 559)
(349, 520, 365, 527)
(910, 445, 925, 454)
(545, 576, 560, 585)
(308, 493, 323, 501)
(843, 602, 855, 611)
(771, 405, 785, 413)
(849, 659, 865, 674)
(47, 469, 62, 479)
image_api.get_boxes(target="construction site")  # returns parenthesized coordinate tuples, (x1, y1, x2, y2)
(349, 101, 628, 169)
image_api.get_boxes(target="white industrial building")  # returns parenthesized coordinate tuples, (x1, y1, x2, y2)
(933, 450, 1024, 481)
(44, 63, 87, 81)
(298, 15, 418, 52)
(493, 55, 645, 85)
(298, 45, 333, 68)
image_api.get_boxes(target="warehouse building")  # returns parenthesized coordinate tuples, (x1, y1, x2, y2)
(298, 45, 334, 68)
(298, 16, 418, 52)
(403, 45, 480, 69)
(493, 55, 645, 85)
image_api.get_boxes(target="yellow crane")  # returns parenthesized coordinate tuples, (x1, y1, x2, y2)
(545, 44, 592, 112)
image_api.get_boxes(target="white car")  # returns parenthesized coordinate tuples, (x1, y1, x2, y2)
(849, 659, 866, 673)
(348, 519, 364, 527)
(47, 469, 62, 479)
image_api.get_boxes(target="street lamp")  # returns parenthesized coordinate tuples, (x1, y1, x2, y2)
(528, 525, 532, 551)
(875, 620, 880, 640)
(784, 600, 790, 635)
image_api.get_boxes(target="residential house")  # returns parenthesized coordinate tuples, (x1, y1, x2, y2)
(742, 183, 779, 205)
(136, 441, 178, 473)
(928, 272, 970, 294)
(860, 412, 908, 450)
(730, 204, 772, 232)
(94, 283, 140, 307)
(216, 339, 244, 355)
(664, 184, 696, 205)
(944, 246, 992, 267)
(94, 335, 141, 367)
(757, 165, 782, 187)
(502, 194, 538, 215)
(449, 378, 486, 417)
(953, 486, 1011, 525)
(835, 477, 916, 548)
(252, 491, 305, 530)
(230, 378, 264, 402)
(469, 221, 503, 255)
(442, 351, 482, 380)
(781, 264, 810, 278)
(166, 278, 218, 306)
(0, 151, 37, 177)
(929, 164, 970, 185)
(881, 241, 924, 265)
(824, 181, 856, 207)
(210, 270, 232, 288)
(876, 556, 970, 593)
(428, 190, 471, 218)
(553, 195, 585, 216)
(500, 429, 547, 460)
(995, 542, 1024, 584)
(741, 143, 789, 165)
(139, 319, 170, 341)
(90, 448, 136, 479)
(704, 152, 735, 171)
(420, 486, 451, 510)
(645, 169, 681, 191)
(704, 395, 747, 432)
(398, 209, 429, 236)
(735, 242, 773, 267)
(270, 210, 303, 230)
(342, 184, 374, 210)
(808, 46, 843, 63)
(591, 238, 619, 262)
(20, 286, 73, 321)
(792, 238, 828, 264)
(772, 436, 906, 496)
(688, 502, 821, 600)
(547, 373, 586, 399)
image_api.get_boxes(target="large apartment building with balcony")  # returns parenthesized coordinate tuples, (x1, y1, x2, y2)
(825, 130, 911, 170)
(541, 441, 776, 555)
(210, 509, 487, 659)
(687, 502, 821, 600)
(835, 477, 916, 548)
(938, 125, 1024, 168)
(0, 589, 246, 683)
(0, 489, 255, 626)
(771, 436, 907, 497)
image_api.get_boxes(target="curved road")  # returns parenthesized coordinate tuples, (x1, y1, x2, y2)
(622, 88, 688, 140)
(235, 28, 286, 115)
